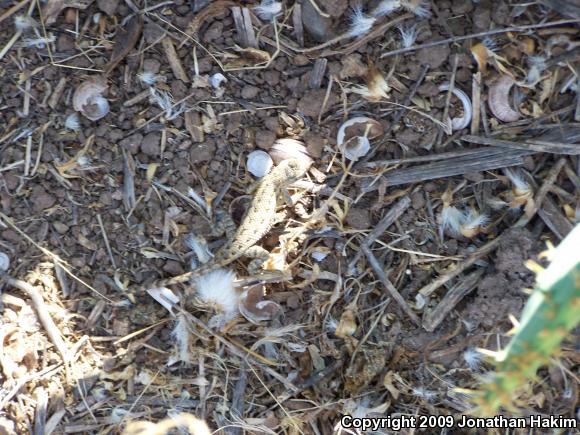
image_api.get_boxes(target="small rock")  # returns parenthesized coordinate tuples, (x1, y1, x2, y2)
(203, 21, 223, 42)
(163, 260, 185, 275)
(97, 0, 119, 16)
(141, 132, 160, 156)
(411, 192, 426, 210)
(189, 142, 215, 163)
(473, 6, 491, 31)
(53, 222, 69, 234)
(291, 55, 310, 66)
(143, 58, 161, 74)
(264, 116, 281, 133)
(56, 35, 75, 52)
(30, 186, 56, 213)
(418, 44, 451, 69)
(255, 130, 276, 150)
(464, 172, 484, 182)
(303, 132, 325, 158)
(264, 70, 280, 86)
(302, 0, 333, 42)
(297, 89, 337, 118)
(241, 85, 260, 99)
(346, 208, 372, 230)
(120, 133, 143, 154)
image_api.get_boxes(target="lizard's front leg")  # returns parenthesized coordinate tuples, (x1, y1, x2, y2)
(211, 209, 236, 239)
(244, 246, 271, 274)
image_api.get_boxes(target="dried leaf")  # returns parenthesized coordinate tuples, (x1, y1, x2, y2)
(43, 0, 93, 25)
(105, 16, 143, 74)
(187, 0, 237, 35)
(224, 47, 271, 69)
(239, 285, 282, 324)
(147, 287, 180, 314)
(470, 43, 489, 74)
(335, 309, 357, 339)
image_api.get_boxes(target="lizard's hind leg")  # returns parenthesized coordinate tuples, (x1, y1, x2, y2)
(244, 246, 271, 274)
(212, 209, 236, 239)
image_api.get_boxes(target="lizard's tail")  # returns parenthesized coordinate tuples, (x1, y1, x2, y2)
(151, 271, 195, 288)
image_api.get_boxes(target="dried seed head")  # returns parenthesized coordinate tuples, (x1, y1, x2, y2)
(459, 209, 489, 238)
(504, 168, 531, 196)
(149, 88, 185, 120)
(440, 205, 464, 237)
(504, 168, 533, 209)
(412, 387, 437, 402)
(347, 4, 376, 38)
(350, 61, 390, 101)
(247, 150, 273, 177)
(170, 313, 192, 364)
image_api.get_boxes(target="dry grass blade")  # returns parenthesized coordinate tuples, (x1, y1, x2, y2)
(162, 36, 190, 82)
(462, 135, 580, 155)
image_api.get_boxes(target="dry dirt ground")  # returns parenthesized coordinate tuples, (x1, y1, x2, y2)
(0, 0, 579, 434)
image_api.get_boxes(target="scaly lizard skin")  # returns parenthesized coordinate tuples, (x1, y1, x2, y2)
(143, 158, 311, 290)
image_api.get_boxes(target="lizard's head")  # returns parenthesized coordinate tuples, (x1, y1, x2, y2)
(276, 158, 312, 182)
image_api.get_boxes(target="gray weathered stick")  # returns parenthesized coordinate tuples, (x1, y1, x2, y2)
(422, 269, 484, 332)
(346, 196, 411, 275)
(417, 235, 503, 300)
(462, 135, 580, 155)
(362, 149, 533, 191)
(362, 245, 421, 326)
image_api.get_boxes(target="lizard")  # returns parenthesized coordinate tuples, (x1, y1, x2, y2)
(134, 158, 312, 293)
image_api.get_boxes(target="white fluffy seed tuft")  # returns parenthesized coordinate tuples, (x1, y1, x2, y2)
(137, 71, 158, 85)
(401, 0, 431, 18)
(463, 347, 484, 370)
(347, 5, 376, 38)
(398, 23, 418, 48)
(170, 313, 192, 364)
(195, 269, 239, 319)
(504, 168, 530, 194)
(372, 0, 401, 17)
(65, 113, 81, 131)
(14, 15, 37, 31)
(253, 0, 282, 21)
